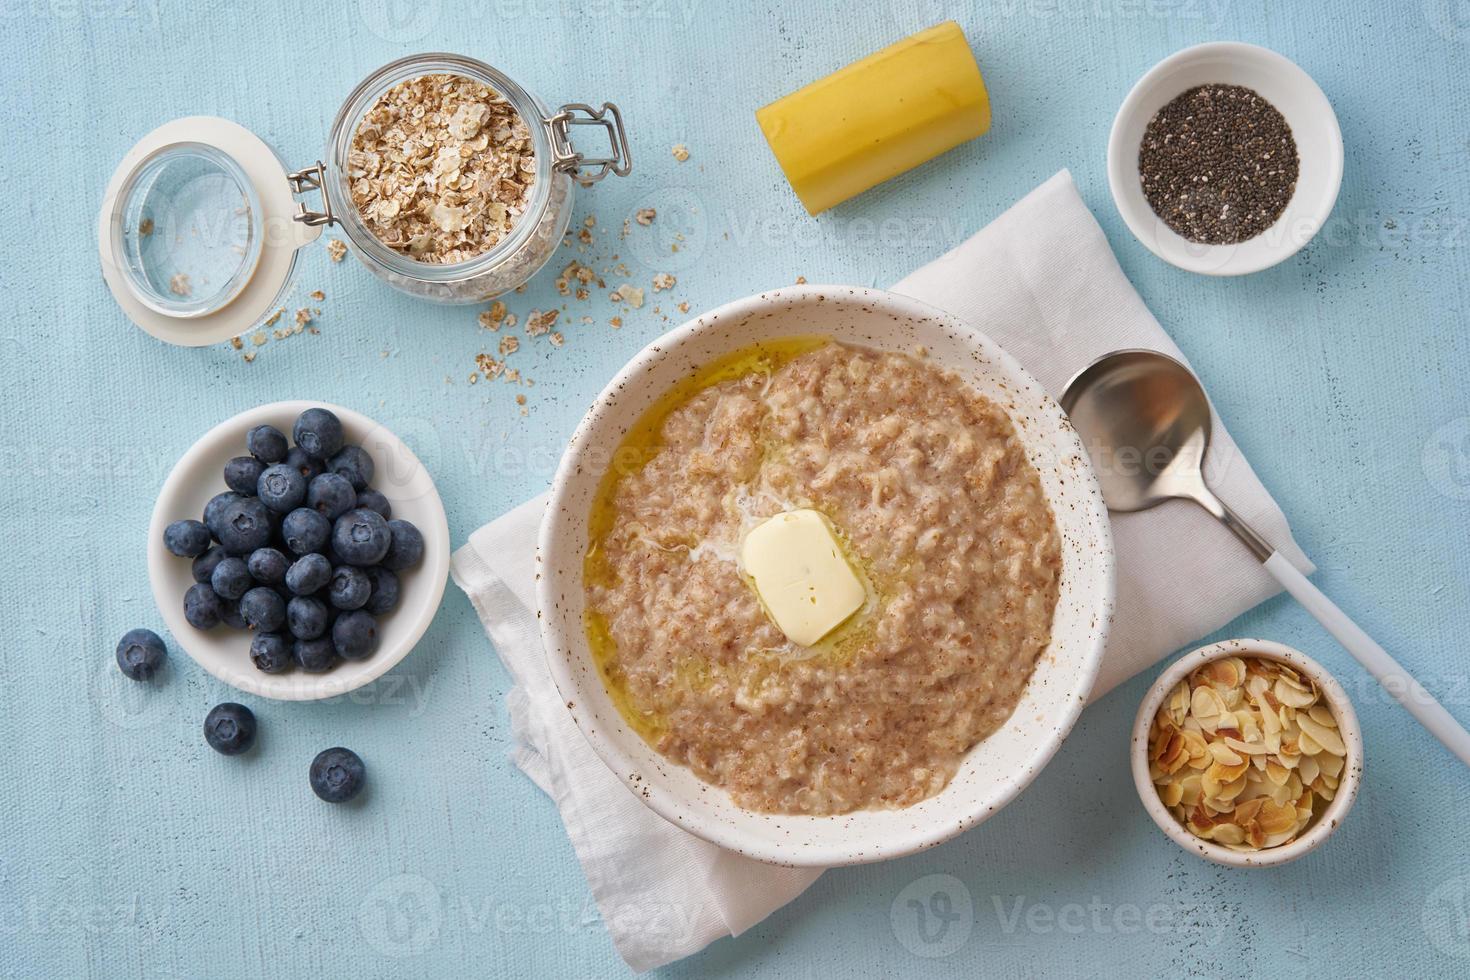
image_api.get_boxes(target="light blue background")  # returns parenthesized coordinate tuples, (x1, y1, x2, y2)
(4, 0, 1470, 976)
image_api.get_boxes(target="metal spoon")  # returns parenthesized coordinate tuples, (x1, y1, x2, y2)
(1061, 348, 1470, 767)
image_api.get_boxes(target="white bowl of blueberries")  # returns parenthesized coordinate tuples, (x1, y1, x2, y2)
(147, 402, 450, 701)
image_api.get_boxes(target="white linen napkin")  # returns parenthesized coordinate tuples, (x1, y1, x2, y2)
(449, 169, 1312, 972)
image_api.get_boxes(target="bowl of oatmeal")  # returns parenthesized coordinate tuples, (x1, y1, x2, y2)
(539, 285, 1115, 866)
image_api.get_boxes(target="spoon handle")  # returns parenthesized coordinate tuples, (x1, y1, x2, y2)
(1264, 551, 1470, 768)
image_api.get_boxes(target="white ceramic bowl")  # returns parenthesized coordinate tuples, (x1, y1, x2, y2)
(148, 401, 450, 701)
(538, 285, 1116, 867)
(1131, 638, 1363, 868)
(1107, 42, 1344, 276)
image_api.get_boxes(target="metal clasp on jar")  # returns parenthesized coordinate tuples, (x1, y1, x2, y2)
(287, 163, 335, 227)
(547, 103, 632, 184)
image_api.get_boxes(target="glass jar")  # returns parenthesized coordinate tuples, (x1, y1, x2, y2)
(98, 52, 630, 346)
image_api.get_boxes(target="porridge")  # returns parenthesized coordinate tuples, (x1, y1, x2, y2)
(584, 340, 1062, 815)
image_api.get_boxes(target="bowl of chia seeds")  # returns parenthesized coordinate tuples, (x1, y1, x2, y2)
(1107, 42, 1343, 276)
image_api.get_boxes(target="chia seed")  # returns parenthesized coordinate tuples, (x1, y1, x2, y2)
(1138, 84, 1299, 245)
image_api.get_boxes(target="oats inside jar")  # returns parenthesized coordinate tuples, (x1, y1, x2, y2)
(348, 73, 535, 264)
(584, 339, 1063, 815)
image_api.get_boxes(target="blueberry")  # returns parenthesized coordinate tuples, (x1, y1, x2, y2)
(327, 445, 375, 490)
(294, 408, 345, 460)
(307, 473, 357, 521)
(354, 488, 392, 520)
(287, 596, 330, 640)
(281, 508, 330, 556)
(285, 446, 324, 481)
(203, 491, 245, 539)
(246, 547, 289, 586)
(210, 556, 252, 600)
(331, 509, 390, 566)
(257, 463, 306, 513)
(309, 747, 365, 803)
(249, 632, 292, 673)
(224, 455, 266, 495)
(115, 628, 166, 681)
(191, 545, 227, 584)
(219, 600, 248, 630)
(293, 636, 337, 673)
(217, 496, 274, 555)
(183, 583, 223, 630)
(327, 565, 371, 610)
(240, 587, 286, 632)
(285, 553, 332, 596)
(332, 610, 379, 660)
(246, 424, 288, 463)
(203, 703, 256, 755)
(363, 567, 400, 615)
(381, 519, 425, 571)
(163, 519, 210, 558)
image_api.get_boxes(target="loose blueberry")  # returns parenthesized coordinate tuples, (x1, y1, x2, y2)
(293, 636, 337, 673)
(246, 547, 289, 586)
(332, 610, 379, 661)
(224, 455, 266, 495)
(210, 556, 252, 601)
(281, 508, 330, 556)
(363, 567, 400, 615)
(247, 424, 289, 463)
(327, 445, 375, 490)
(163, 519, 210, 558)
(381, 519, 425, 571)
(293, 408, 345, 460)
(257, 463, 307, 513)
(203, 491, 245, 539)
(183, 583, 223, 630)
(309, 747, 365, 803)
(249, 632, 292, 673)
(285, 553, 332, 596)
(285, 446, 324, 481)
(354, 488, 392, 519)
(240, 587, 286, 632)
(217, 496, 274, 556)
(287, 596, 330, 640)
(331, 509, 390, 566)
(192, 545, 228, 584)
(203, 702, 256, 755)
(327, 565, 371, 610)
(115, 628, 166, 681)
(307, 473, 357, 521)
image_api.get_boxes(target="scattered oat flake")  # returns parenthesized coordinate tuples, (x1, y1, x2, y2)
(549, 332, 565, 347)
(525, 309, 559, 337)
(583, 215, 596, 229)
(264, 308, 284, 327)
(515, 393, 527, 405)
(795, 276, 807, 284)
(635, 207, 656, 226)
(242, 352, 256, 363)
(652, 272, 676, 292)
(295, 308, 313, 328)
(309, 289, 325, 302)
(671, 143, 689, 162)
(610, 316, 622, 329)
(677, 301, 690, 314)
(468, 372, 479, 384)
(610, 284, 644, 308)
(169, 274, 192, 297)
(499, 335, 520, 356)
(479, 301, 507, 330)
(251, 332, 267, 346)
(326, 239, 347, 262)
(230, 336, 243, 350)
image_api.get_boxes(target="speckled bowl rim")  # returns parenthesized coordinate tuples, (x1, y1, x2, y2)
(537, 285, 1116, 867)
(1131, 638, 1364, 868)
(147, 400, 451, 701)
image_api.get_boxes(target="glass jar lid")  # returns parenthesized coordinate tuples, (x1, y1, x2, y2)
(98, 117, 321, 346)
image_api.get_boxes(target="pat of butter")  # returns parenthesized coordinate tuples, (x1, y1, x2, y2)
(740, 509, 864, 647)
(755, 21, 991, 214)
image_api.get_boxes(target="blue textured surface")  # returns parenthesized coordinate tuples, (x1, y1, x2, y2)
(4, 1, 1470, 976)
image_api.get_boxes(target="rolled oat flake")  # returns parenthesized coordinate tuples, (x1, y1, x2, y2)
(1139, 84, 1299, 245)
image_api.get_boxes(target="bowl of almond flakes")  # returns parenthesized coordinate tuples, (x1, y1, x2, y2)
(1132, 638, 1363, 867)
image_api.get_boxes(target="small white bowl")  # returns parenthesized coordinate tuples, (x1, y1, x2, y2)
(1131, 638, 1363, 867)
(1107, 42, 1344, 276)
(147, 401, 450, 701)
(538, 285, 1116, 867)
